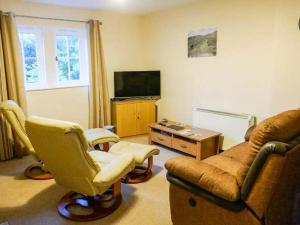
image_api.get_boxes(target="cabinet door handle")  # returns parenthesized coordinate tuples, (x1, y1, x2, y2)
(180, 144, 187, 148)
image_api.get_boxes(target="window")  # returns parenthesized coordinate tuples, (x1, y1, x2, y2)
(18, 26, 45, 89)
(19, 33, 39, 83)
(18, 26, 88, 90)
(56, 34, 80, 81)
(54, 29, 88, 88)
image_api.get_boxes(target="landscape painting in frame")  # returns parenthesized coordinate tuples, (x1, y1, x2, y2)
(188, 27, 217, 57)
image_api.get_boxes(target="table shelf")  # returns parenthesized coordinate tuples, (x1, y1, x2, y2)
(149, 121, 221, 160)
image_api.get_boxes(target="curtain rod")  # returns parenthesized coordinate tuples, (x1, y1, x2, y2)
(2, 12, 102, 25)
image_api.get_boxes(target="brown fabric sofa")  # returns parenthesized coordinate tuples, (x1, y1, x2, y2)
(165, 109, 300, 225)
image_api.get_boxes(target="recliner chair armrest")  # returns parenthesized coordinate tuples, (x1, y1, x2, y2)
(165, 156, 241, 202)
(93, 153, 135, 186)
(84, 128, 120, 147)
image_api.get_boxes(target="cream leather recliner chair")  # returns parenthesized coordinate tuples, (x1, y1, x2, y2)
(0, 100, 53, 179)
(26, 116, 135, 221)
(0, 100, 160, 183)
(0, 100, 120, 180)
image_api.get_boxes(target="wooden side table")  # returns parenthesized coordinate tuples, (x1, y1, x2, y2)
(149, 121, 221, 160)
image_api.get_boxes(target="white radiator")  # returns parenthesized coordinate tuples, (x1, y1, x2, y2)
(192, 108, 256, 150)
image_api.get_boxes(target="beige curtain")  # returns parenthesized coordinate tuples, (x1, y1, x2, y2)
(0, 11, 27, 160)
(88, 20, 110, 128)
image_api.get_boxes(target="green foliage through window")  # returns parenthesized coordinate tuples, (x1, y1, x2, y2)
(19, 33, 39, 83)
(56, 35, 80, 81)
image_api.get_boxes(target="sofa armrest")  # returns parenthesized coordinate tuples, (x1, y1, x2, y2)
(241, 141, 291, 200)
(165, 156, 241, 202)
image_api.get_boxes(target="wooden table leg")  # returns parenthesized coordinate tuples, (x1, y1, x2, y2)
(215, 136, 221, 154)
(148, 129, 154, 144)
(196, 142, 202, 160)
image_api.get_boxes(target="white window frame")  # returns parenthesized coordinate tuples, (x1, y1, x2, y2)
(17, 25, 89, 91)
(18, 26, 46, 91)
(54, 28, 89, 88)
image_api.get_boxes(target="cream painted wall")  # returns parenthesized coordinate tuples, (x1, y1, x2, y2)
(1, 0, 299, 128)
(142, 0, 300, 123)
(26, 87, 89, 127)
(270, 0, 300, 112)
(0, 0, 146, 128)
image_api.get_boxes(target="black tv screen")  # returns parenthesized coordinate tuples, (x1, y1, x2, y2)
(114, 71, 160, 98)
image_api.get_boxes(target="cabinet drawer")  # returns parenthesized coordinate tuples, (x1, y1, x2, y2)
(151, 132, 172, 147)
(172, 137, 197, 156)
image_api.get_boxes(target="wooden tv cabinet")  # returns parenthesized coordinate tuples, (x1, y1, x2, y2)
(111, 99, 157, 137)
(149, 121, 221, 160)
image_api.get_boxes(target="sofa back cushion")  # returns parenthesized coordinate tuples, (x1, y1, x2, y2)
(231, 109, 300, 192)
(249, 109, 300, 153)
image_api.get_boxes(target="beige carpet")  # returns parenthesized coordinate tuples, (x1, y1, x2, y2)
(1, 135, 299, 225)
(0, 135, 180, 225)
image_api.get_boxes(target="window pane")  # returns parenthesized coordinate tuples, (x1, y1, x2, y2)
(24, 58, 39, 83)
(57, 59, 69, 81)
(22, 33, 37, 57)
(70, 59, 80, 80)
(56, 36, 68, 58)
(68, 35, 79, 58)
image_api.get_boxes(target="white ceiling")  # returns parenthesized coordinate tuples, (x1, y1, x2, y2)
(24, 0, 199, 15)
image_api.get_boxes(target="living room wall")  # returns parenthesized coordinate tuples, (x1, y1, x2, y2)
(142, 0, 300, 123)
(1, 0, 299, 128)
(0, 0, 145, 128)
(269, 0, 300, 113)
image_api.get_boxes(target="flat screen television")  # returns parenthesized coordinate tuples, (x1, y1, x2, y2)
(114, 71, 160, 98)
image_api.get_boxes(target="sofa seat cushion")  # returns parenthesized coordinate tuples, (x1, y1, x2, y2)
(220, 142, 257, 186)
(165, 142, 258, 202)
(203, 155, 244, 182)
(220, 142, 251, 163)
(165, 156, 241, 202)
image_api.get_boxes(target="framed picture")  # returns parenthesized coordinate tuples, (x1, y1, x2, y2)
(188, 27, 217, 57)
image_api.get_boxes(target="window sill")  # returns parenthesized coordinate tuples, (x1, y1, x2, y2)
(26, 84, 89, 92)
